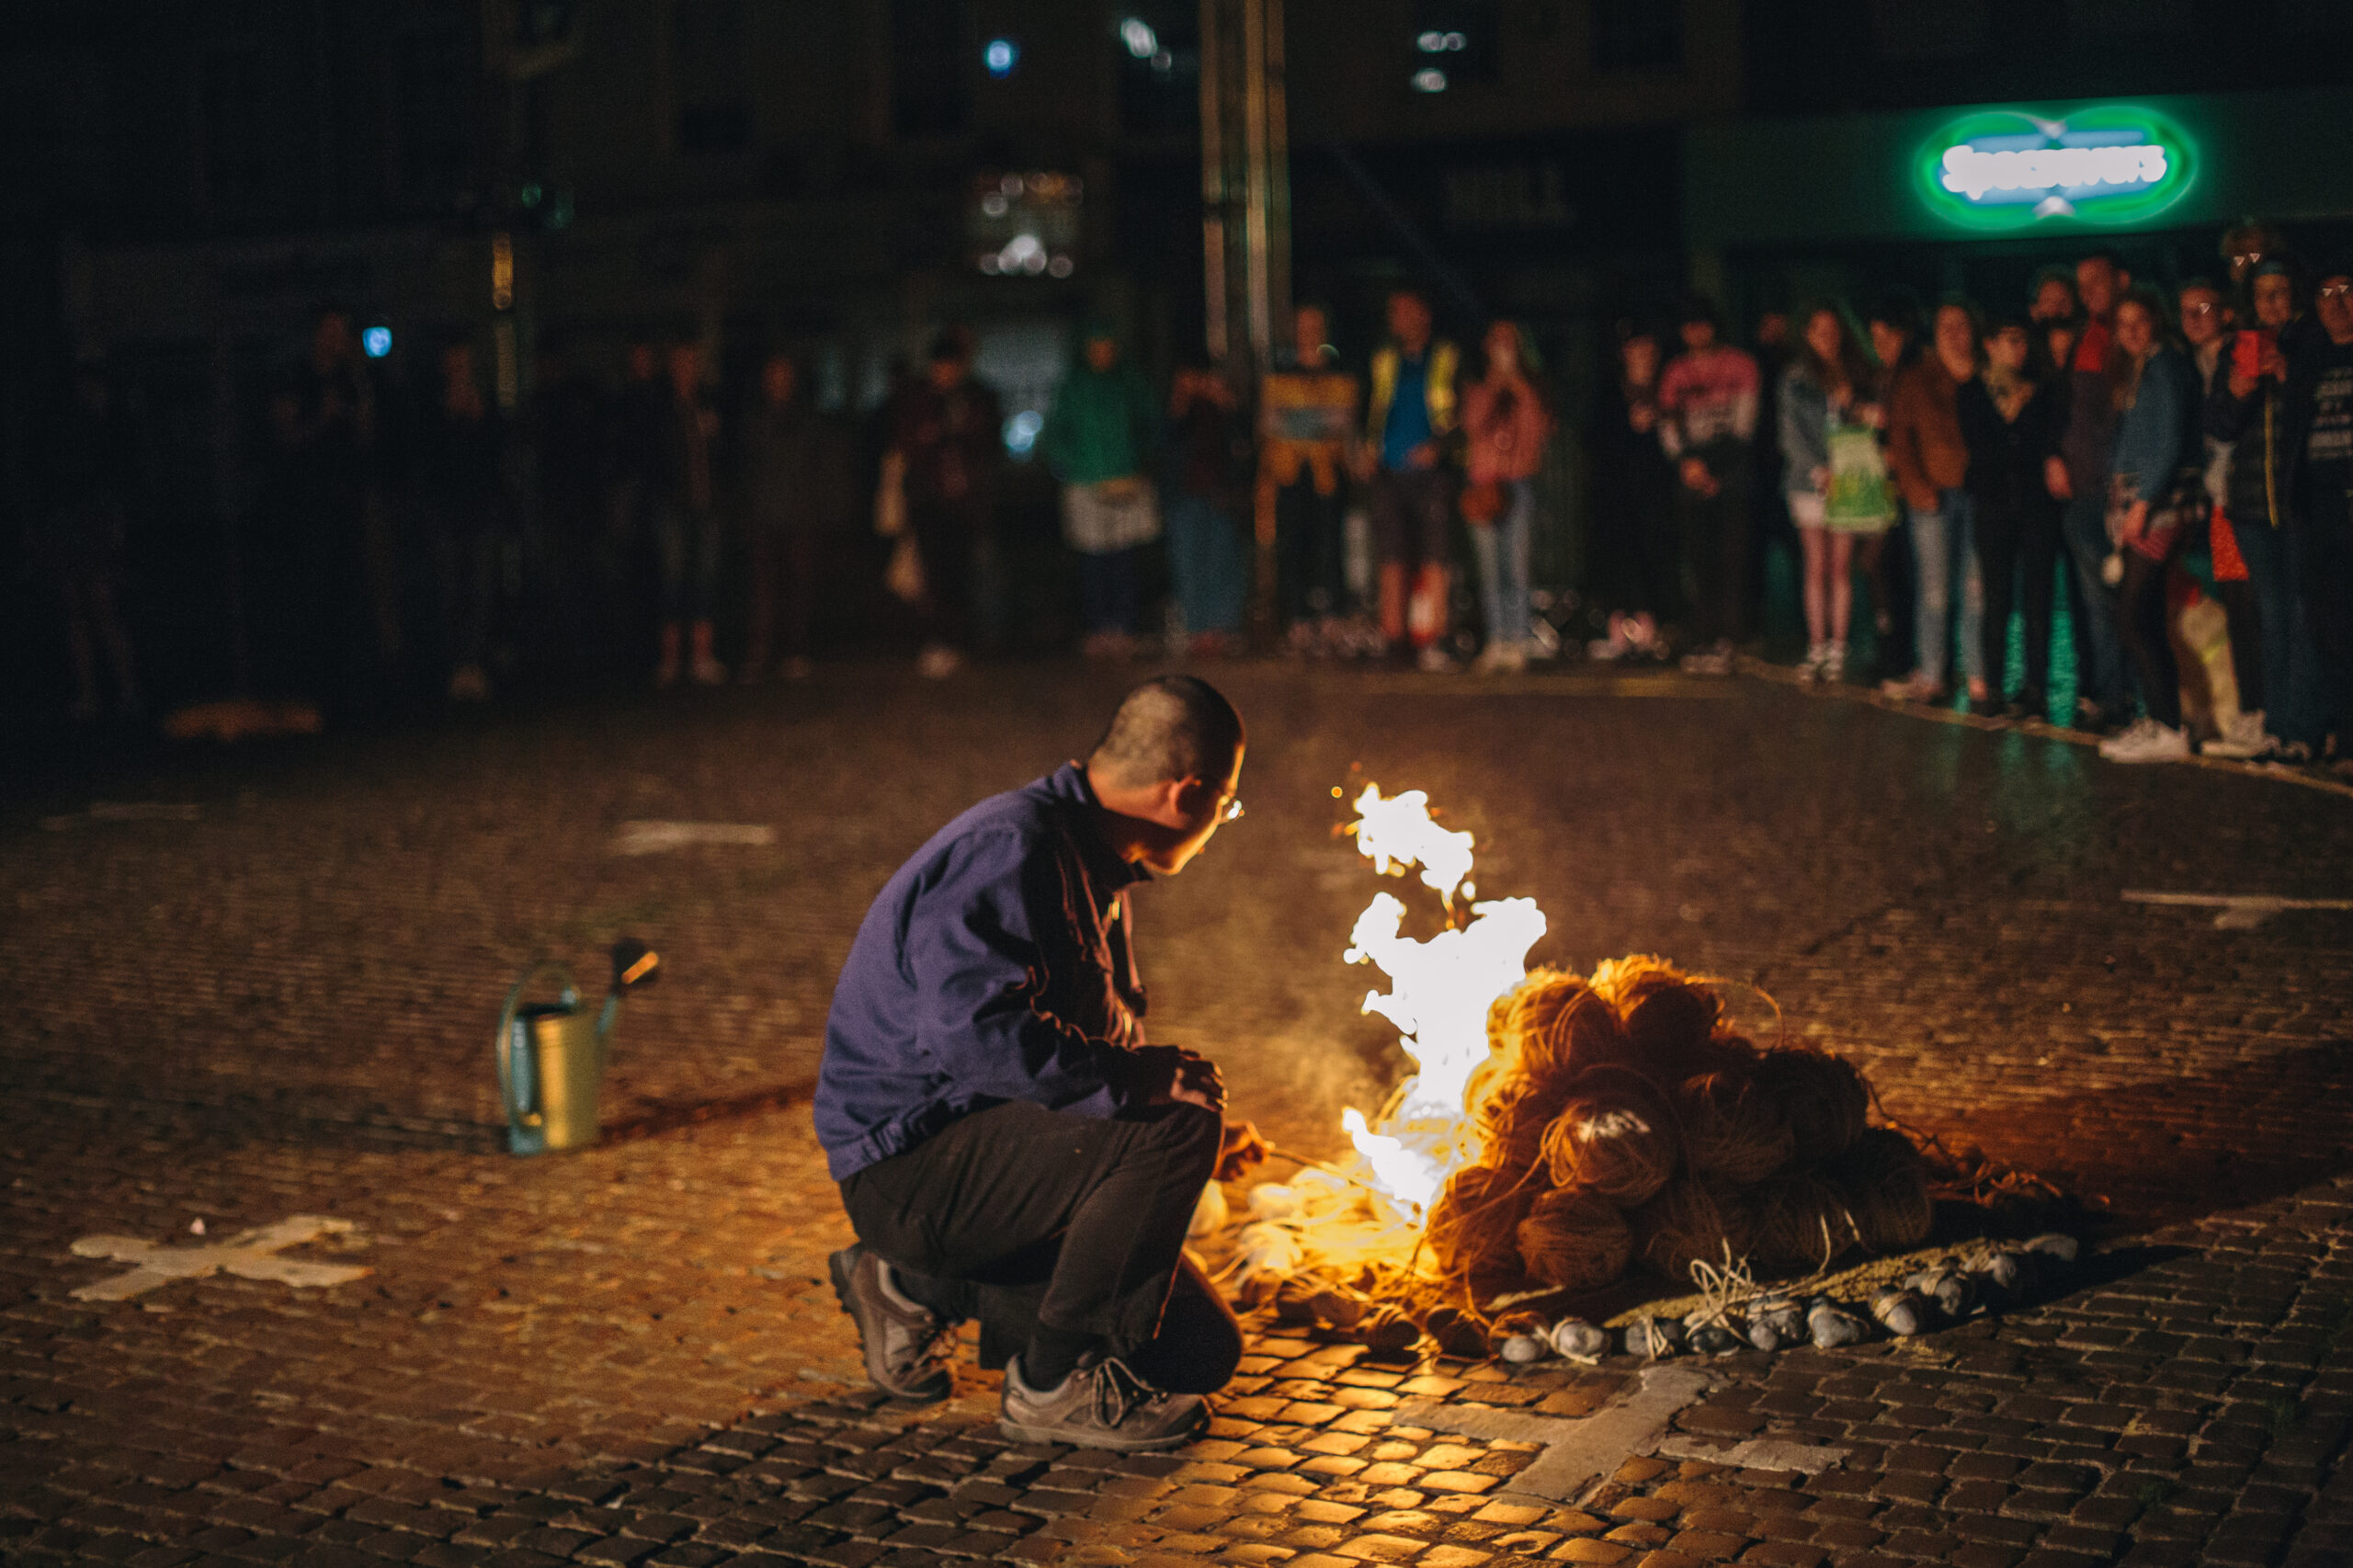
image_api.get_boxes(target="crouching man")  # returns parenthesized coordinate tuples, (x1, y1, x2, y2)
(816, 675, 1250, 1450)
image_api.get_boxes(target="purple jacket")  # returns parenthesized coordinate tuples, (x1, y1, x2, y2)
(814, 764, 1154, 1180)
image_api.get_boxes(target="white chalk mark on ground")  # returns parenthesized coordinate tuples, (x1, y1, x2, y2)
(1654, 1433, 1851, 1472)
(1399, 1365, 1847, 1501)
(40, 801, 203, 832)
(70, 1215, 370, 1301)
(1399, 1364, 1718, 1501)
(611, 821, 777, 856)
(2121, 890, 2353, 930)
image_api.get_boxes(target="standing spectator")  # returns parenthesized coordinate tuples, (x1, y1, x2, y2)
(1164, 362, 1251, 656)
(1658, 296, 1760, 675)
(267, 304, 379, 710)
(2057, 250, 2133, 732)
(2097, 290, 2202, 763)
(1779, 303, 1891, 684)
(1586, 324, 1678, 661)
(891, 328, 1004, 678)
(35, 363, 141, 722)
(1460, 321, 1554, 674)
(1884, 301, 1984, 705)
(1364, 288, 1461, 670)
(2029, 267, 2081, 327)
(529, 339, 615, 676)
(411, 337, 507, 702)
(1959, 312, 2064, 720)
(2179, 276, 2257, 754)
(608, 341, 665, 642)
(1749, 310, 1796, 635)
(2206, 259, 2321, 759)
(741, 351, 846, 681)
(651, 341, 726, 687)
(2222, 220, 2290, 292)
(2295, 255, 2353, 770)
(1041, 323, 1161, 658)
(1860, 293, 1924, 669)
(1258, 303, 1357, 653)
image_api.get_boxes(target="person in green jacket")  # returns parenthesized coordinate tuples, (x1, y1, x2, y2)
(1042, 324, 1163, 656)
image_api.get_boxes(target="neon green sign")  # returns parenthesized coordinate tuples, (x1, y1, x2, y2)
(1918, 105, 2195, 231)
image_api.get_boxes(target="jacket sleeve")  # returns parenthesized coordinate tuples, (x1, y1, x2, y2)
(1778, 367, 1821, 478)
(2205, 376, 2254, 443)
(2128, 358, 2190, 505)
(904, 831, 1136, 1116)
(1884, 370, 1932, 511)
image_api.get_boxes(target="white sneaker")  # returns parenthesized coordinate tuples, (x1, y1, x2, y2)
(1416, 644, 1457, 674)
(2201, 709, 2274, 760)
(1475, 642, 1527, 675)
(691, 653, 729, 687)
(1679, 640, 1733, 676)
(2099, 717, 2191, 763)
(1821, 644, 1847, 685)
(1797, 642, 1830, 683)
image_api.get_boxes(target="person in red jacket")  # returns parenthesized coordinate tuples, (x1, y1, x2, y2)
(1460, 321, 1554, 672)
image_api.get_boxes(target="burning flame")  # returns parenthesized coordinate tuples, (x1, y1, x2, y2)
(1337, 785, 1546, 1221)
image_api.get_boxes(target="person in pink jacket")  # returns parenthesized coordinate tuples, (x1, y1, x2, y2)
(1460, 321, 1555, 672)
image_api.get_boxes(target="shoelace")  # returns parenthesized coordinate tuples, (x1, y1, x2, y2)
(1084, 1356, 1156, 1428)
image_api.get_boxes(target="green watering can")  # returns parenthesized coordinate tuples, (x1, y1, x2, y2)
(497, 938, 661, 1154)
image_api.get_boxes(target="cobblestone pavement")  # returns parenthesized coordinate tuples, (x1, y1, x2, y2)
(5, 663, 2351, 1568)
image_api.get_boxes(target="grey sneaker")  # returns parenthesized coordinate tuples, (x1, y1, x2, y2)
(1001, 1353, 1208, 1451)
(828, 1245, 954, 1403)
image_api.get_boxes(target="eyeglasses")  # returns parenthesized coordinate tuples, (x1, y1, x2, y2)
(2321, 282, 2353, 301)
(1216, 791, 1245, 824)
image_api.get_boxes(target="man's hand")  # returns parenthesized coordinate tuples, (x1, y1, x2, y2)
(1131, 1045, 1226, 1112)
(1680, 456, 1719, 496)
(2045, 456, 2074, 502)
(2120, 499, 2149, 546)
(1216, 1119, 1268, 1181)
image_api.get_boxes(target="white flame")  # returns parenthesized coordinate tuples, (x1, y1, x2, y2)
(1350, 784, 1475, 903)
(1338, 784, 1547, 1220)
(1342, 1108, 1441, 1210)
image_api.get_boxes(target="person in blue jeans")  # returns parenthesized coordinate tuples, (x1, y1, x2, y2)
(1883, 301, 1984, 703)
(1164, 363, 1250, 654)
(2054, 252, 2133, 730)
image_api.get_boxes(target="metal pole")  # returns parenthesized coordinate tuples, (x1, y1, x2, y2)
(1198, 0, 1230, 365)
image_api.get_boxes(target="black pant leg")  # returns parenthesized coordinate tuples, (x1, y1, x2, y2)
(2018, 505, 2060, 698)
(838, 1099, 1221, 1353)
(2118, 550, 2180, 728)
(1975, 501, 2021, 696)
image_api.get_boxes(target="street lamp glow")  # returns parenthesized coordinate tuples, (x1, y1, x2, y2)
(1120, 17, 1157, 58)
(983, 38, 1017, 77)
(1410, 67, 1448, 93)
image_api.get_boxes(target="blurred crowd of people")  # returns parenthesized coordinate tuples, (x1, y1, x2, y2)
(1594, 221, 2353, 772)
(23, 220, 2353, 776)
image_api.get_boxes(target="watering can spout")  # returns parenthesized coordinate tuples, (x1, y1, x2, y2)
(595, 938, 662, 1054)
(496, 937, 661, 1156)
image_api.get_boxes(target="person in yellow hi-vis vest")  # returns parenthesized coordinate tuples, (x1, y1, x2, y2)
(1257, 304, 1359, 654)
(1362, 289, 1461, 670)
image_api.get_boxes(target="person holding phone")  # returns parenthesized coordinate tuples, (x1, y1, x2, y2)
(2206, 255, 2323, 759)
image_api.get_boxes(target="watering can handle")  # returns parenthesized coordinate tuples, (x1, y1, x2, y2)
(496, 962, 580, 1128)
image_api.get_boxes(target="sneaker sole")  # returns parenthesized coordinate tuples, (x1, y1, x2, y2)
(998, 1412, 1205, 1451)
(828, 1248, 951, 1404)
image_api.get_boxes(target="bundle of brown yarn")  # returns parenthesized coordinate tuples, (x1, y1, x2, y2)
(1434, 956, 1935, 1297)
(1752, 1047, 1870, 1159)
(1631, 1176, 1757, 1283)
(1678, 1069, 1796, 1185)
(1516, 1187, 1633, 1291)
(1426, 1164, 1534, 1286)
(1540, 1074, 1679, 1206)
(1825, 1127, 1934, 1252)
(1748, 1169, 1858, 1274)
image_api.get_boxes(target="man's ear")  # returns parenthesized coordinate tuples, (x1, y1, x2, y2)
(1165, 775, 1212, 824)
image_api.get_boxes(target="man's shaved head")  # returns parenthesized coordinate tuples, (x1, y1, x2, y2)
(1088, 676, 1245, 790)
